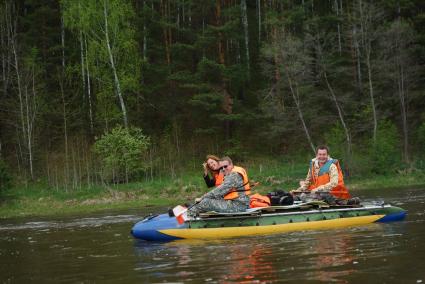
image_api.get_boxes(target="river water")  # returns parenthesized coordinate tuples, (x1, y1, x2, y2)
(1, 187, 424, 283)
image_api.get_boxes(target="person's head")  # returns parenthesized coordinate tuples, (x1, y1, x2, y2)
(220, 156, 234, 175)
(315, 145, 330, 164)
(205, 155, 221, 171)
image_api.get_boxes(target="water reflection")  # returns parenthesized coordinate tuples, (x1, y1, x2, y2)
(132, 219, 415, 283)
(133, 231, 360, 283)
(133, 238, 278, 283)
(302, 231, 356, 282)
(219, 242, 276, 283)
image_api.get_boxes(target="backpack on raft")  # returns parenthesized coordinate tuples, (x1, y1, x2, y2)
(249, 193, 271, 208)
(267, 190, 294, 206)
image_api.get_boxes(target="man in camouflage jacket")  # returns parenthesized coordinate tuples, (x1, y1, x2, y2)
(188, 157, 249, 216)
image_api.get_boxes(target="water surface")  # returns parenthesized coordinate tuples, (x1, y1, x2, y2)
(1, 187, 424, 283)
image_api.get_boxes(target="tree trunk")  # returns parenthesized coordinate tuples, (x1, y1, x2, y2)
(79, 29, 86, 100)
(358, 0, 378, 142)
(323, 70, 352, 166)
(59, 71, 69, 189)
(10, 16, 30, 178)
(61, 13, 65, 69)
(0, 3, 9, 98)
(365, 46, 377, 142)
(352, 25, 362, 95)
(143, 0, 147, 61)
(257, 0, 261, 42)
(241, 0, 250, 71)
(103, 0, 128, 128)
(167, 0, 172, 57)
(222, 88, 233, 140)
(24, 86, 34, 180)
(395, 13, 409, 163)
(335, 0, 342, 54)
(188, 0, 191, 26)
(286, 74, 316, 154)
(161, 0, 171, 65)
(216, 0, 225, 65)
(84, 35, 94, 133)
(216, 0, 232, 140)
(15, 130, 24, 179)
(272, 27, 283, 111)
(397, 58, 409, 163)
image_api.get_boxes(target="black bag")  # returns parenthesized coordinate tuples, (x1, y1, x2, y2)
(267, 190, 294, 206)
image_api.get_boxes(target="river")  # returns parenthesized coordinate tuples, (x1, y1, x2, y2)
(1, 187, 424, 283)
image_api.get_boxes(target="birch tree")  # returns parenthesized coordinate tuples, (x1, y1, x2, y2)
(352, 1, 383, 143)
(310, 31, 352, 168)
(4, 2, 37, 180)
(62, 0, 141, 129)
(10, 30, 40, 180)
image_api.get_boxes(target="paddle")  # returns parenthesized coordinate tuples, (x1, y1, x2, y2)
(290, 189, 311, 195)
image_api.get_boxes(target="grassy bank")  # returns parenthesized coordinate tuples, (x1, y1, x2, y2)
(1, 160, 425, 219)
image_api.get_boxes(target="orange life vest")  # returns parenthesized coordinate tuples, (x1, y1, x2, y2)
(213, 171, 224, 186)
(249, 193, 271, 208)
(308, 159, 351, 200)
(224, 166, 251, 200)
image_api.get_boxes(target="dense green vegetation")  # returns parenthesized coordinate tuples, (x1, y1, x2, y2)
(0, 1, 424, 215)
(1, 157, 424, 218)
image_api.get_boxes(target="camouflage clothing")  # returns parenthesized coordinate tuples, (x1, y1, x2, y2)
(189, 172, 249, 215)
(298, 157, 339, 193)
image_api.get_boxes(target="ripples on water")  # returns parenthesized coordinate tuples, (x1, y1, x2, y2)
(1, 188, 424, 283)
(0, 214, 142, 231)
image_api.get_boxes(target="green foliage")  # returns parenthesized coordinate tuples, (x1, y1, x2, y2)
(367, 120, 401, 174)
(223, 139, 249, 162)
(0, 159, 12, 193)
(197, 58, 225, 84)
(93, 126, 150, 183)
(324, 123, 345, 160)
(416, 121, 425, 159)
(189, 92, 222, 110)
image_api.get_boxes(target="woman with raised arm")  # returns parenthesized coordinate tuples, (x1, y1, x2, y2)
(203, 155, 224, 187)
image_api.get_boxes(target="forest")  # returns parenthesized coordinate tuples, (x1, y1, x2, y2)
(0, 0, 424, 193)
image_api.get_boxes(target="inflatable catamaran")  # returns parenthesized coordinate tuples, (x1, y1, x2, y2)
(131, 201, 406, 241)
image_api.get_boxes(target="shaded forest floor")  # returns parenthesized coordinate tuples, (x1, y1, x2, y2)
(1, 161, 425, 219)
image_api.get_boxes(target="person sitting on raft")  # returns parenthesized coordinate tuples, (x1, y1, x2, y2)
(293, 145, 351, 201)
(203, 154, 224, 188)
(189, 156, 251, 215)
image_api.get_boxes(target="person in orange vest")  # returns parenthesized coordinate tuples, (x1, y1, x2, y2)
(296, 145, 351, 200)
(202, 154, 224, 187)
(189, 156, 251, 215)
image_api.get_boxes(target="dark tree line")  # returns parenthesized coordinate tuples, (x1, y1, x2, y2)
(0, 0, 424, 189)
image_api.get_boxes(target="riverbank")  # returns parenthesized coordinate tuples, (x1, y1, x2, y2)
(1, 163, 424, 219)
